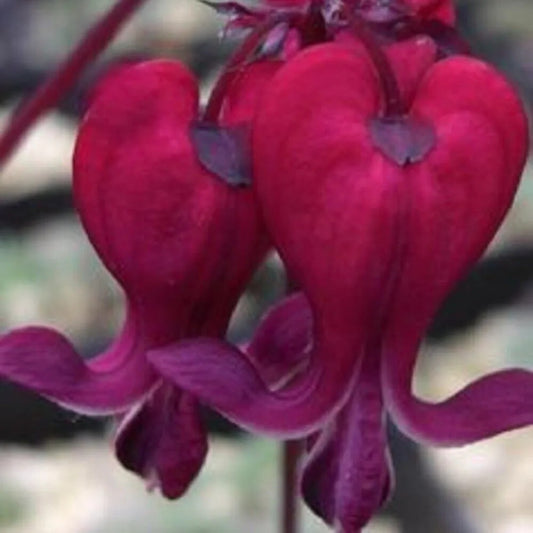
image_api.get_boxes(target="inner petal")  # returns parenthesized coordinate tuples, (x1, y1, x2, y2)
(115, 384, 208, 498)
(302, 352, 392, 531)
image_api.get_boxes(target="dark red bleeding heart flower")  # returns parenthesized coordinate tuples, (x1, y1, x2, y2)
(258, 37, 531, 532)
(0, 56, 280, 498)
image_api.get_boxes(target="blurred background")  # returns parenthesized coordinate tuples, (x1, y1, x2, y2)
(0, 0, 532, 532)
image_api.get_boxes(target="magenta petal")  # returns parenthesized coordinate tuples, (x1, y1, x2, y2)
(380, 56, 531, 446)
(245, 292, 313, 386)
(115, 385, 207, 498)
(0, 326, 155, 415)
(302, 356, 392, 531)
(253, 45, 405, 438)
(384, 346, 533, 446)
(149, 338, 353, 438)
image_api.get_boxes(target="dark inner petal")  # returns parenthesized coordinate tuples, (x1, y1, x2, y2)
(245, 293, 313, 387)
(368, 114, 436, 166)
(302, 353, 392, 531)
(115, 384, 208, 499)
(190, 121, 252, 187)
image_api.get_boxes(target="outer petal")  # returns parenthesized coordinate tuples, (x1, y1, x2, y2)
(0, 63, 211, 415)
(250, 45, 403, 433)
(115, 384, 207, 498)
(382, 56, 531, 445)
(74, 59, 268, 338)
(150, 336, 334, 437)
(74, 60, 212, 320)
(302, 354, 392, 533)
(0, 59, 273, 417)
(0, 309, 155, 415)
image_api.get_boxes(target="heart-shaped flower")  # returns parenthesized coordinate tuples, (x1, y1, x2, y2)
(259, 39, 531, 531)
(0, 57, 278, 497)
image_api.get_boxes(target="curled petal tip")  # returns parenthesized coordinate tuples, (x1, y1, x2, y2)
(0, 326, 154, 415)
(148, 336, 353, 438)
(385, 365, 533, 447)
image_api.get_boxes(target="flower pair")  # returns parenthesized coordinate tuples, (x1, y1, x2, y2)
(0, 0, 532, 531)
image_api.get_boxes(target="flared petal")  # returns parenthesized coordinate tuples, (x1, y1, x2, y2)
(0, 321, 155, 415)
(149, 294, 315, 436)
(302, 354, 392, 533)
(245, 292, 313, 386)
(381, 56, 530, 446)
(149, 336, 351, 438)
(115, 384, 207, 498)
(385, 360, 533, 447)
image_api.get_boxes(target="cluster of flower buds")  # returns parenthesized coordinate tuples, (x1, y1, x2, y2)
(0, 0, 531, 531)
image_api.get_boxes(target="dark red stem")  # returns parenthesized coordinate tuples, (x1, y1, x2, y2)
(299, 0, 327, 47)
(0, 0, 148, 171)
(281, 440, 303, 533)
(344, 10, 405, 117)
(204, 17, 282, 122)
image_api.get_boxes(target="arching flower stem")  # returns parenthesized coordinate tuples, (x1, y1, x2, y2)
(281, 440, 303, 533)
(298, 0, 327, 47)
(344, 9, 405, 117)
(204, 16, 284, 122)
(0, 0, 148, 170)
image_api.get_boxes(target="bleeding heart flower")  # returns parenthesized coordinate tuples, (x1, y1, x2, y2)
(256, 37, 531, 531)
(0, 57, 280, 498)
(149, 28, 531, 532)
